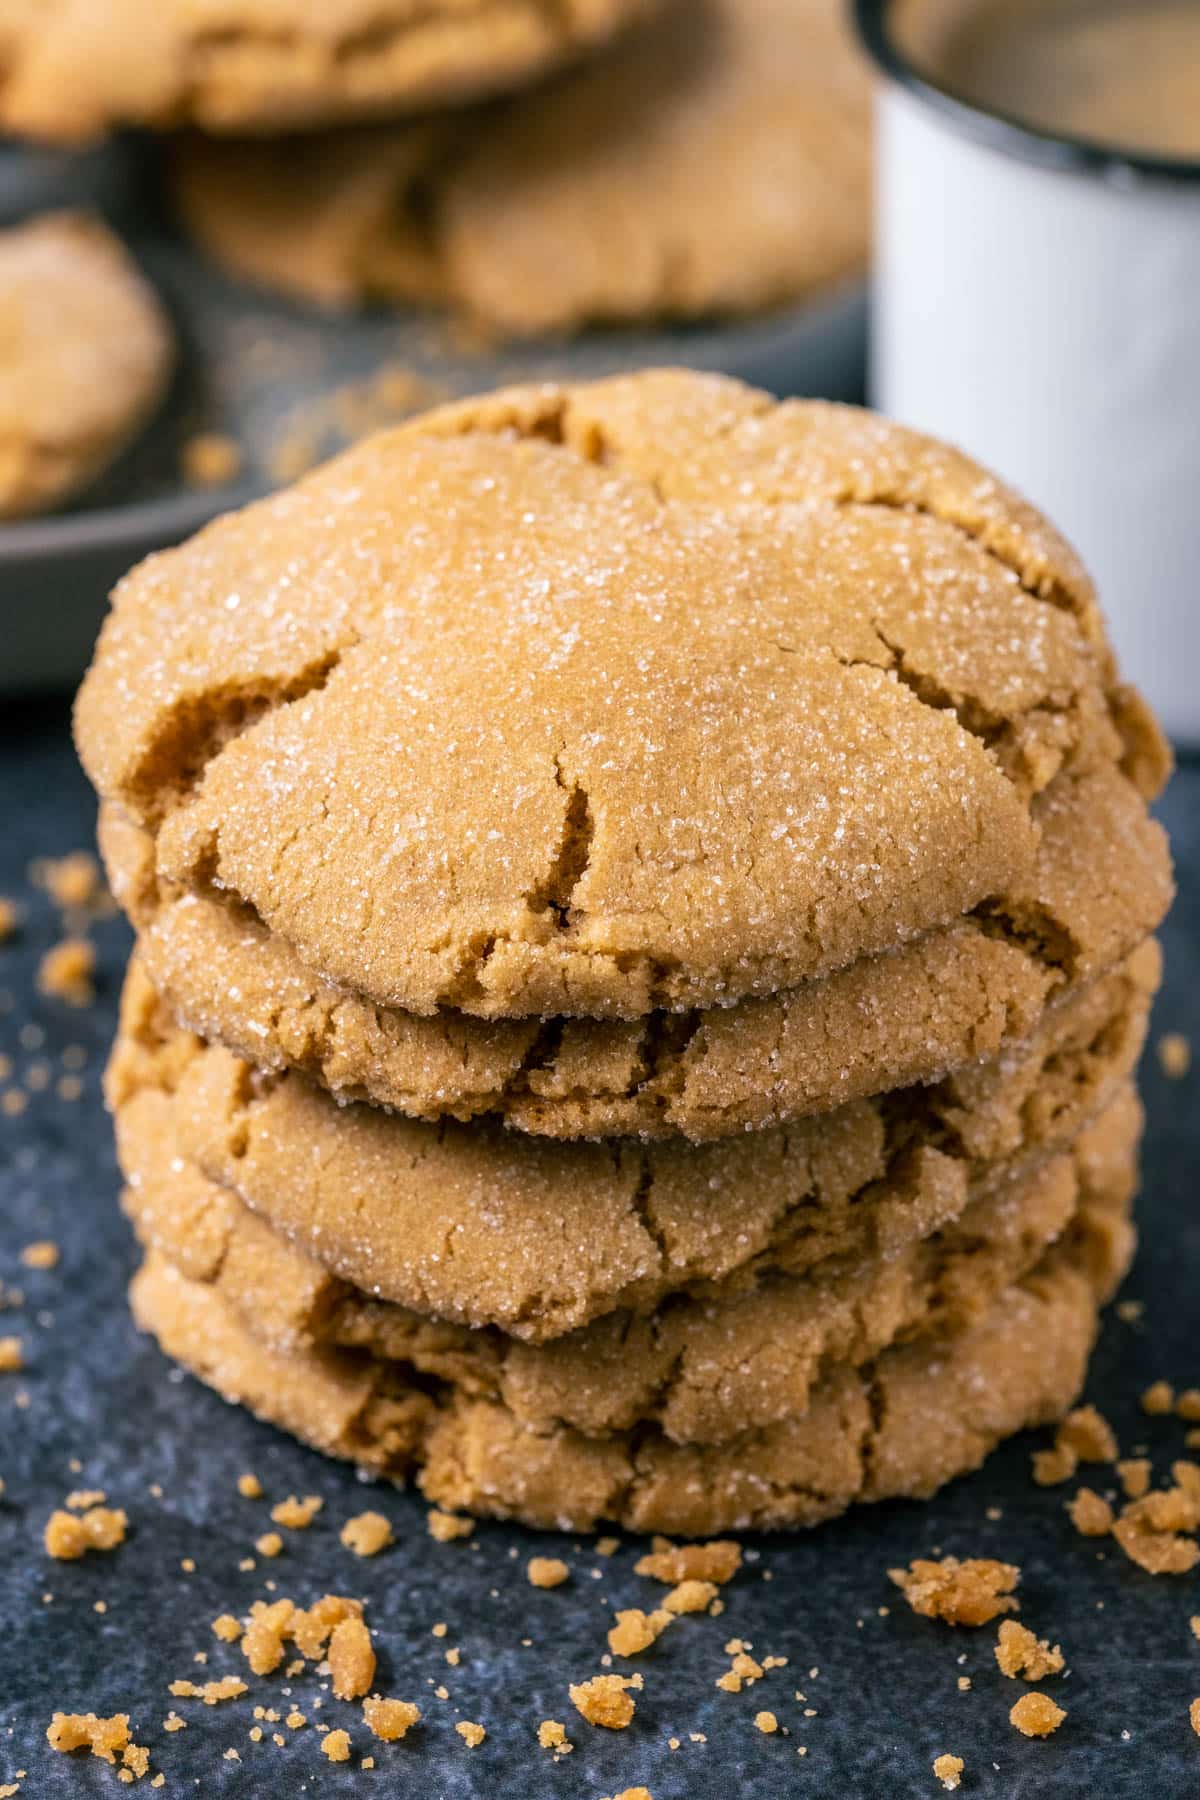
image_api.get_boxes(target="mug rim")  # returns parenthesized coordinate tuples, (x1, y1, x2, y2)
(853, 0, 1200, 186)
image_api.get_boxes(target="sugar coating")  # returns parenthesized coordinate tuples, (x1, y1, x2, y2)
(0, 0, 648, 140)
(76, 371, 1168, 1032)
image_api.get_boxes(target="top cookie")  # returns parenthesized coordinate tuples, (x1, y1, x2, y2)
(0, 0, 651, 141)
(75, 370, 1163, 1022)
(0, 211, 173, 519)
(172, 0, 871, 333)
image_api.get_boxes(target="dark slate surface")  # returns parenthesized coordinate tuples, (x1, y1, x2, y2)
(0, 699, 1196, 1800)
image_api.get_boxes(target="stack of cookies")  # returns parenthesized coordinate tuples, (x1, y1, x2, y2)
(76, 371, 1173, 1536)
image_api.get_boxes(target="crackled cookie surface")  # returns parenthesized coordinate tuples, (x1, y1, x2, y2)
(100, 759, 1170, 1138)
(75, 371, 1169, 1028)
(121, 1081, 1140, 1448)
(130, 1165, 1133, 1533)
(0, 0, 653, 140)
(109, 946, 1156, 1342)
(0, 212, 172, 520)
(173, 0, 871, 331)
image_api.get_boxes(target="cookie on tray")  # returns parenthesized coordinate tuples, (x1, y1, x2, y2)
(171, 0, 871, 332)
(0, 0, 656, 141)
(0, 212, 172, 519)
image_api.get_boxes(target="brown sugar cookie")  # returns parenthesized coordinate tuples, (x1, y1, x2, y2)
(121, 1080, 1140, 1448)
(0, 212, 172, 519)
(99, 759, 1169, 1139)
(172, 0, 871, 333)
(75, 370, 1170, 1029)
(128, 1180, 1133, 1534)
(108, 945, 1155, 1342)
(0, 0, 655, 142)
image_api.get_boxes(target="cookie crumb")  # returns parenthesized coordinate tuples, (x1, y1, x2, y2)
(20, 1241, 59, 1270)
(329, 1616, 375, 1701)
(608, 1609, 672, 1657)
(634, 1539, 741, 1585)
(1057, 1406, 1118, 1463)
(528, 1556, 570, 1589)
(1178, 1391, 1200, 1423)
(456, 1721, 486, 1747)
(889, 1557, 1020, 1625)
(933, 1753, 964, 1791)
(1191, 1698, 1200, 1737)
(537, 1720, 571, 1752)
(1068, 1488, 1114, 1537)
(363, 1697, 420, 1742)
(0, 1338, 24, 1373)
(1117, 1459, 1151, 1500)
(995, 1621, 1065, 1681)
(167, 1678, 247, 1705)
(754, 1711, 778, 1734)
(1142, 1382, 1176, 1415)
(211, 1614, 242, 1643)
(1158, 1033, 1191, 1079)
(0, 898, 17, 941)
(322, 1729, 351, 1763)
(255, 1532, 283, 1559)
(46, 1713, 145, 1771)
(569, 1673, 641, 1729)
(44, 1506, 127, 1560)
(427, 1509, 474, 1542)
(270, 1494, 322, 1530)
(37, 940, 95, 1006)
(663, 1579, 718, 1615)
(1032, 1445, 1078, 1487)
(236, 1473, 263, 1499)
(33, 852, 104, 913)
(1010, 1692, 1066, 1737)
(340, 1511, 393, 1557)
(181, 432, 243, 489)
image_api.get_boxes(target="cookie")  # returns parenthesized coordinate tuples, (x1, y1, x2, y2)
(172, 0, 871, 333)
(129, 1160, 1134, 1534)
(109, 942, 1157, 1341)
(0, 212, 172, 519)
(0, 0, 654, 142)
(122, 1081, 1141, 1447)
(75, 371, 1170, 1030)
(100, 758, 1170, 1138)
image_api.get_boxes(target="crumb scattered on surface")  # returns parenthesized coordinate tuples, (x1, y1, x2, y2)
(995, 1621, 1065, 1681)
(181, 432, 243, 489)
(211, 1614, 242, 1643)
(0, 1337, 24, 1372)
(428, 1509, 475, 1542)
(322, 1729, 351, 1763)
(37, 940, 95, 1006)
(255, 1532, 283, 1559)
(933, 1752, 964, 1791)
(1117, 1460, 1152, 1500)
(270, 1494, 322, 1530)
(328, 1616, 375, 1701)
(1178, 1391, 1200, 1422)
(889, 1557, 1020, 1626)
(1158, 1033, 1191, 1079)
(341, 1512, 393, 1557)
(634, 1539, 741, 1586)
(608, 1609, 672, 1657)
(1032, 1445, 1078, 1486)
(20, 1241, 58, 1270)
(236, 1473, 262, 1499)
(1057, 1406, 1118, 1463)
(1142, 1382, 1176, 1415)
(1010, 1692, 1066, 1737)
(456, 1722, 486, 1747)
(664, 1579, 718, 1615)
(44, 1506, 126, 1560)
(0, 898, 17, 941)
(754, 1711, 778, 1734)
(538, 1720, 572, 1752)
(1069, 1488, 1114, 1537)
(33, 852, 105, 913)
(569, 1673, 642, 1730)
(363, 1697, 420, 1742)
(1191, 1698, 1200, 1737)
(528, 1556, 570, 1589)
(46, 1712, 147, 1775)
(167, 1678, 247, 1705)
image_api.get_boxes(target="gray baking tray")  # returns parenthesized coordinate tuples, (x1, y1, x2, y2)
(0, 144, 867, 695)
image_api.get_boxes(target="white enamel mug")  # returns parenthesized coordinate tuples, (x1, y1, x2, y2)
(856, 0, 1200, 743)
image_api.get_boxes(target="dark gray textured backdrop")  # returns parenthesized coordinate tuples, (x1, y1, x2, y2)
(1, 701, 1196, 1799)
